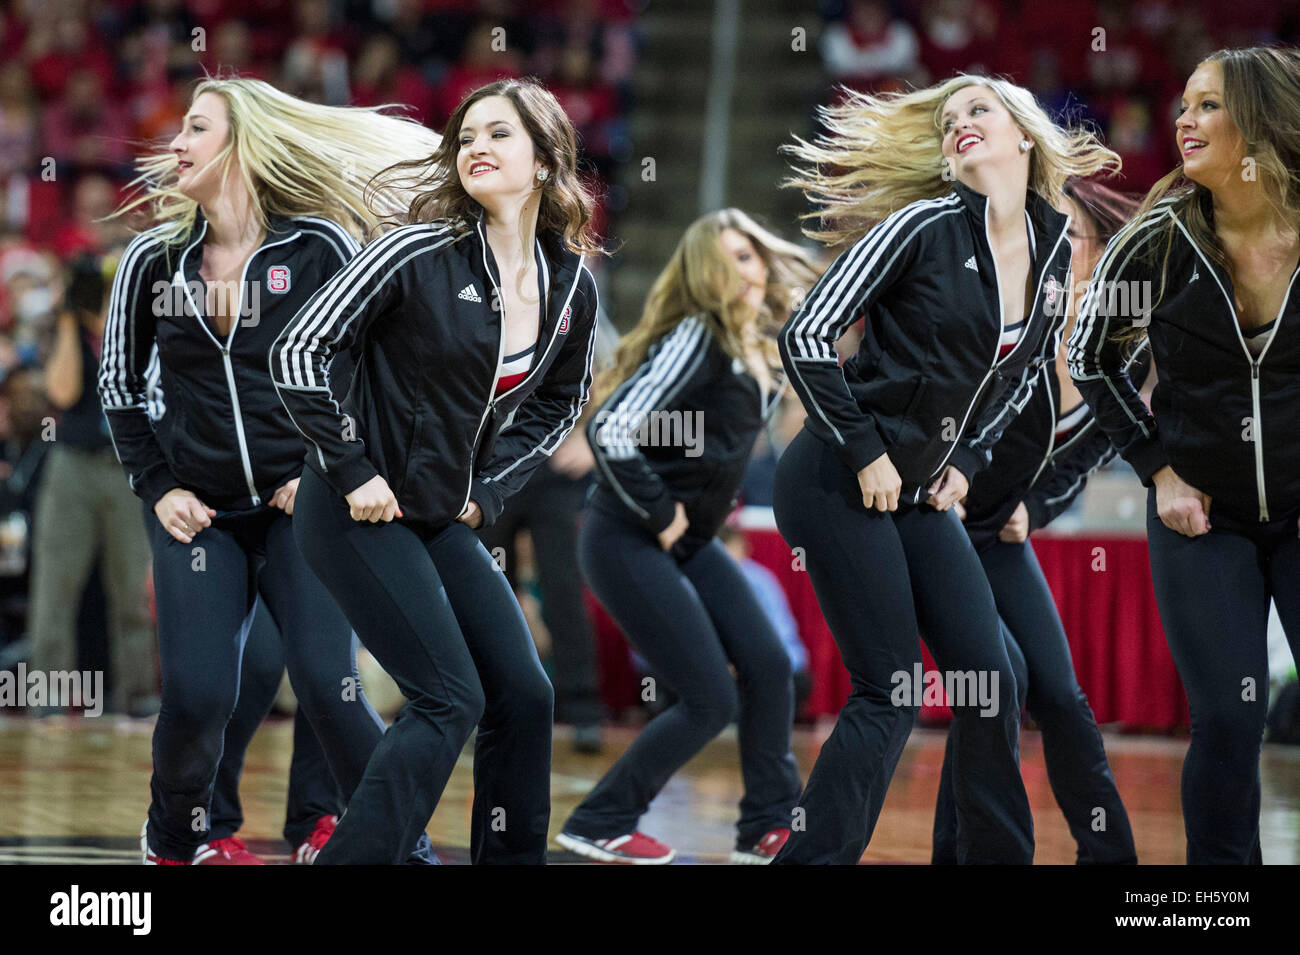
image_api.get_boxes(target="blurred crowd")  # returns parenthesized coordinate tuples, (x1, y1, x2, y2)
(817, 0, 1300, 190)
(2, 0, 1295, 721)
(0, 0, 640, 717)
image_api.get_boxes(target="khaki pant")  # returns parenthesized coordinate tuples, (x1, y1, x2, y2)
(28, 444, 156, 712)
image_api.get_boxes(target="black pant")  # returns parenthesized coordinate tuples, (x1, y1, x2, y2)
(1146, 489, 1300, 864)
(209, 596, 344, 848)
(770, 427, 1032, 864)
(562, 502, 802, 849)
(477, 466, 603, 726)
(144, 503, 385, 861)
(293, 467, 553, 865)
(933, 540, 1137, 864)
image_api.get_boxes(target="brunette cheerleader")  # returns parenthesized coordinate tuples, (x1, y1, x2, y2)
(1070, 47, 1300, 864)
(272, 79, 603, 864)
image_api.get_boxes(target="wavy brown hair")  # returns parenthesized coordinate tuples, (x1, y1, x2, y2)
(366, 78, 606, 256)
(1115, 45, 1300, 346)
(596, 209, 824, 405)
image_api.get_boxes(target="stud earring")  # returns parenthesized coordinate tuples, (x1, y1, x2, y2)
(1019, 139, 1032, 154)
(536, 168, 549, 182)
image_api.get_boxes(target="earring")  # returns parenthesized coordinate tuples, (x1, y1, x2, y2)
(536, 168, 549, 182)
(1019, 139, 1032, 154)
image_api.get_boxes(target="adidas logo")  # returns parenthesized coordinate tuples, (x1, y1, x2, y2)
(964, 256, 978, 272)
(457, 284, 482, 302)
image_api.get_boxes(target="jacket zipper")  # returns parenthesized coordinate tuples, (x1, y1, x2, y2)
(179, 227, 303, 506)
(922, 210, 1069, 502)
(1027, 365, 1058, 488)
(463, 222, 583, 513)
(1173, 221, 1297, 521)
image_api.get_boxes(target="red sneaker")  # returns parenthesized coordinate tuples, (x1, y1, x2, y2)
(140, 822, 187, 866)
(293, 814, 338, 864)
(556, 830, 676, 865)
(192, 836, 265, 865)
(731, 827, 790, 864)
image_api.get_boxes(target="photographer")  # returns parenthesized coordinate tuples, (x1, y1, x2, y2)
(28, 254, 155, 717)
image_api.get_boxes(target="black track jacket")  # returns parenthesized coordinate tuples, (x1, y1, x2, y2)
(780, 180, 1073, 505)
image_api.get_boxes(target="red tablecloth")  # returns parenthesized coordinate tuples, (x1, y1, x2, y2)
(590, 525, 1189, 731)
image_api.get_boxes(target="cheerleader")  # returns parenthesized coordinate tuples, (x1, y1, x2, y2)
(772, 77, 1118, 864)
(933, 179, 1142, 865)
(555, 209, 820, 864)
(272, 79, 602, 864)
(1069, 46, 1300, 864)
(100, 76, 441, 865)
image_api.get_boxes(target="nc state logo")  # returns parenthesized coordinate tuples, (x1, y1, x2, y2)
(267, 265, 291, 293)
(1043, 275, 1062, 308)
(558, 305, 571, 334)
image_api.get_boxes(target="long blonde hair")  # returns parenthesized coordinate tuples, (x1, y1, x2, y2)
(1125, 46, 1300, 327)
(596, 209, 823, 405)
(785, 75, 1120, 245)
(114, 74, 443, 244)
(366, 78, 606, 257)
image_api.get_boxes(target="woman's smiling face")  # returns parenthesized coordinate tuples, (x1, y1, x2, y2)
(456, 94, 543, 205)
(169, 91, 231, 203)
(719, 227, 769, 313)
(940, 85, 1031, 177)
(1175, 60, 1247, 189)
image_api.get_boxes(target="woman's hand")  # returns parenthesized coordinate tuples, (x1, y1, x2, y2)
(998, 501, 1030, 543)
(549, 431, 596, 479)
(857, 452, 902, 512)
(658, 501, 689, 551)
(926, 465, 968, 512)
(154, 488, 217, 543)
(457, 500, 484, 529)
(1153, 465, 1211, 537)
(345, 474, 403, 523)
(269, 478, 300, 516)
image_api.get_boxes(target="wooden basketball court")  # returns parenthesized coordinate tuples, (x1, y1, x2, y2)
(2, 716, 1297, 864)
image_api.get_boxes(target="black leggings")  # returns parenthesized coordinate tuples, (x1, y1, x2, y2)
(933, 540, 1137, 864)
(144, 503, 385, 861)
(770, 427, 1032, 864)
(562, 503, 802, 849)
(477, 466, 603, 726)
(1146, 489, 1300, 864)
(292, 466, 553, 865)
(209, 597, 344, 848)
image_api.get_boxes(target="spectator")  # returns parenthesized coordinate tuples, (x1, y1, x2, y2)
(0, 64, 39, 184)
(50, 173, 130, 262)
(40, 69, 132, 170)
(917, 0, 997, 81)
(821, 0, 920, 94)
(435, 20, 523, 126)
(27, 254, 156, 716)
(280, 0, 351, 104)
(350, 32, 436, 125)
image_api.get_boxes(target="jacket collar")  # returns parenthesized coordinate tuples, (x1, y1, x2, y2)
(180, 206, 298, 249)
(471, 208, 584, 336)
(951, 179, 1070, 252)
